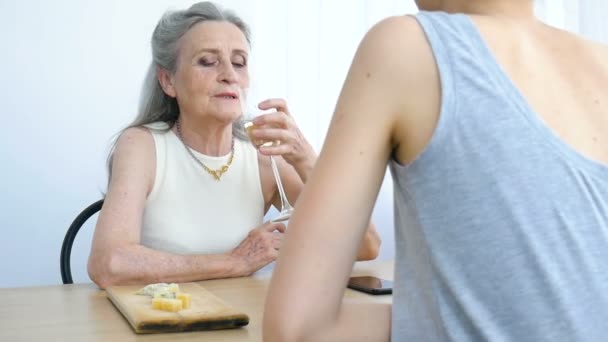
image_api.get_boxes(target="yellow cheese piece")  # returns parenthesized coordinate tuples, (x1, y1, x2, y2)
(141, 283, 189, 312)
(176, 293, 191, 309)
(151, 297, 164, 310)
(160, 298, 183, 312)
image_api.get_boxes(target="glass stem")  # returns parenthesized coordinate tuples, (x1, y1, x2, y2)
(269, 155, 292, 212)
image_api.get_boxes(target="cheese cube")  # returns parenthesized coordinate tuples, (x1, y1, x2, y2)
(151, 297, 164, 310)
(161, 298, 183, 312)
(177, 293, 191, 309)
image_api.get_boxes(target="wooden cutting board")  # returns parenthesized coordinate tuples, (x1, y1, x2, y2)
(106, 282, 249, 334)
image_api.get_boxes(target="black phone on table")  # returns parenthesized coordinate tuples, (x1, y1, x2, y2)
(347, 276, 393, 295)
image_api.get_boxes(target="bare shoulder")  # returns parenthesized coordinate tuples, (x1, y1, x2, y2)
(357, 15, 435, 80)
(114, 126, 155, 155)
(352, 15, 440, 162)
(94, 126, 157, 247)
(363, 15, 426, 46)
(346, 15, 438, 117)
(366, 15, 427, 43)
(113, 127, 155, 162)
(109, 126, 156, 194)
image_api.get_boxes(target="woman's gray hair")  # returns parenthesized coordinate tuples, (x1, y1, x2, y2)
(106, 1, 250, 179)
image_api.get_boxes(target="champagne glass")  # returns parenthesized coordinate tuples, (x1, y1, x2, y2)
(240, 89, 294, 222)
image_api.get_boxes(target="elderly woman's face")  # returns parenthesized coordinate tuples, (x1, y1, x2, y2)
(170, 21, 250, 122)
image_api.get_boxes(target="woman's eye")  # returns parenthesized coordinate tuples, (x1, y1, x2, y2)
(198, 58, 217, 67)
(232, 57, 247, 68)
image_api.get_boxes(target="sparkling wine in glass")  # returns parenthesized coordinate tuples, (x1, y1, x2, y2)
(240, 89, 294, 222)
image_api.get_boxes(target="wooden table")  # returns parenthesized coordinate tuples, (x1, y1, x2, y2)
(0, 260, 393, 341)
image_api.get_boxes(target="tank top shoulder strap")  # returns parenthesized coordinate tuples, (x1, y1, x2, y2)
(143, 123, 169, 202)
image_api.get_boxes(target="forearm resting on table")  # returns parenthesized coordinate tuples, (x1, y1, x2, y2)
(87, 244, 248, 289)
(265, 301, 391, 342)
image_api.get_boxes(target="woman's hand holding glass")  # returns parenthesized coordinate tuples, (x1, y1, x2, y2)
(245, 99, 314, 167)
(241, 90, 315, 222)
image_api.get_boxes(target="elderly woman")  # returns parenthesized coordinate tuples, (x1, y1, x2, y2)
(87, 2, 380, 289)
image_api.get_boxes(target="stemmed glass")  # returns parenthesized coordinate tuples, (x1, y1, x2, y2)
(240, 89, 294, 222)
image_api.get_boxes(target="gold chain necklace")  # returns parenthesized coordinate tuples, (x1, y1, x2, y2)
(175, 119, 235, 181)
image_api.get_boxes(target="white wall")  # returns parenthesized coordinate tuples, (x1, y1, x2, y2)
(1, 0, 604, 288)
(535, 0, 608, 43)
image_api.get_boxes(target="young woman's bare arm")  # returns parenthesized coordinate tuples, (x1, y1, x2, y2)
(264, 15, 439, 341)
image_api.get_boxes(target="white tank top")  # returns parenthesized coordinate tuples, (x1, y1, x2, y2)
(141, 122, 265, 255)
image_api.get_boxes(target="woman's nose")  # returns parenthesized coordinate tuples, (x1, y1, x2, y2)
(218, 63, 238, 84)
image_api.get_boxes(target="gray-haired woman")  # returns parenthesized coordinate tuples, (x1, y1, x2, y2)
(87, 1, 380, 289)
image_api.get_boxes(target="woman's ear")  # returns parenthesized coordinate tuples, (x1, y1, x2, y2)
(157, 68, 177, 98)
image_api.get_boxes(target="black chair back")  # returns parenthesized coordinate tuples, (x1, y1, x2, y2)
(60, 199, 104, 284)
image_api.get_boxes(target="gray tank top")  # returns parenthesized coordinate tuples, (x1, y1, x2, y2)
(390, 11, 608, 341)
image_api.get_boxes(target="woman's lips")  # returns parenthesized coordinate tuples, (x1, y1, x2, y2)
(215, 92, 238, 99)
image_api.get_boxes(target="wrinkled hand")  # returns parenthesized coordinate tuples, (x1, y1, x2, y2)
(249, 98, 315, 167)
(230, 221, 286, 276)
